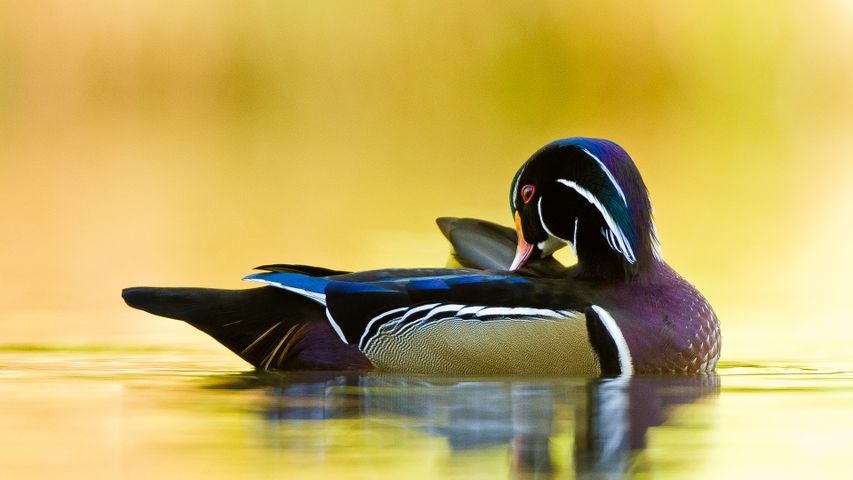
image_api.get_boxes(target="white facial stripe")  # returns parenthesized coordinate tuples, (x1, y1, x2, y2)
(590, 305, 633, 375)
(537, 196, 571, 254)
(609, 230, 620, 252)
(601, 227, 616, 251)
(537, 196, 570, 244)
(556, 179, 636, 264)
(580, 147, 627, 207)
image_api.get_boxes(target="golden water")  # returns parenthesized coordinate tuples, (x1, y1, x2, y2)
(1, 343, 850, 479)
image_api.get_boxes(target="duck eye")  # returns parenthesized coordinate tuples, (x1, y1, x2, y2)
(521, 184, 535, 204)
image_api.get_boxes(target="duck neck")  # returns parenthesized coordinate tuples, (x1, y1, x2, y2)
(571, 219, 657, 281)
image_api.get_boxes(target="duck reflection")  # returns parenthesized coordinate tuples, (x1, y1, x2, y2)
(210, 372, 718, 477)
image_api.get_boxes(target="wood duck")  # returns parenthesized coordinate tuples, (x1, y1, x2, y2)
(123, 137, 720, 375)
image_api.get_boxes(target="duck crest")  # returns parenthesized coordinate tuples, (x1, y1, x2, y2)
(512, 138, 661, 278)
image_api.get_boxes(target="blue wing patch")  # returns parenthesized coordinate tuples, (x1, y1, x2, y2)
(443, 274, 528, 285)
(406, 278, 451, 291)
(244, 269, 540, 345)
(244, 272, 527, 296)
(325, 281, 399, 295)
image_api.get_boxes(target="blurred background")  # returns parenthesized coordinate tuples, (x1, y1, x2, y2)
(1, 1, 851, 363)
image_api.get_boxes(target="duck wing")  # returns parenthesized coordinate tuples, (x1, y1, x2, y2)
(254, 264, 351, 276)
(436, 217, 567, 277)
(244, 270, 623, 375)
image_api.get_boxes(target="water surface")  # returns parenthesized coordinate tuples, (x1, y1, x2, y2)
(1, 345, 850, 479)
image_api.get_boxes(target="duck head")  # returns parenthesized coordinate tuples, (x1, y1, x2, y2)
(509, 138, 662, 278)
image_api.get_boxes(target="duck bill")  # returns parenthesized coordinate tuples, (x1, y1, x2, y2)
(510, 212, 535, 271)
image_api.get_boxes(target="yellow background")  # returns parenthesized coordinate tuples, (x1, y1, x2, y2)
(2, 1, 851, 363)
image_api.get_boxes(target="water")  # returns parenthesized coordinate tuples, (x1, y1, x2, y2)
(1, 346, 850, 479)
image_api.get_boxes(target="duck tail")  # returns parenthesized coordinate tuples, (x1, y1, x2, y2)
(121, 286, 371, 371)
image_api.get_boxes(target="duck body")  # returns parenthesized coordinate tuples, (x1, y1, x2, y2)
(564, 262, 720, 374)
(123, 137, 720, 375)
(335, 263, 719, 375)
(125, 265, 611, 375)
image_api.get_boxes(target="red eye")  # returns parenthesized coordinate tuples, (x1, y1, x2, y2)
(521, 184, 535, 204)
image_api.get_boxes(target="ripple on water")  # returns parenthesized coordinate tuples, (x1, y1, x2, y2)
(0, 347, 850, 480)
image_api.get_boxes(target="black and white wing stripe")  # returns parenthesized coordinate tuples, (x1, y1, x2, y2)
(346, 303, 578, 352)
(243, 271, 633, 375)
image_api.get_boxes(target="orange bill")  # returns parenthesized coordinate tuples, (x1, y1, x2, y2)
(509, 212, 534, 271)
